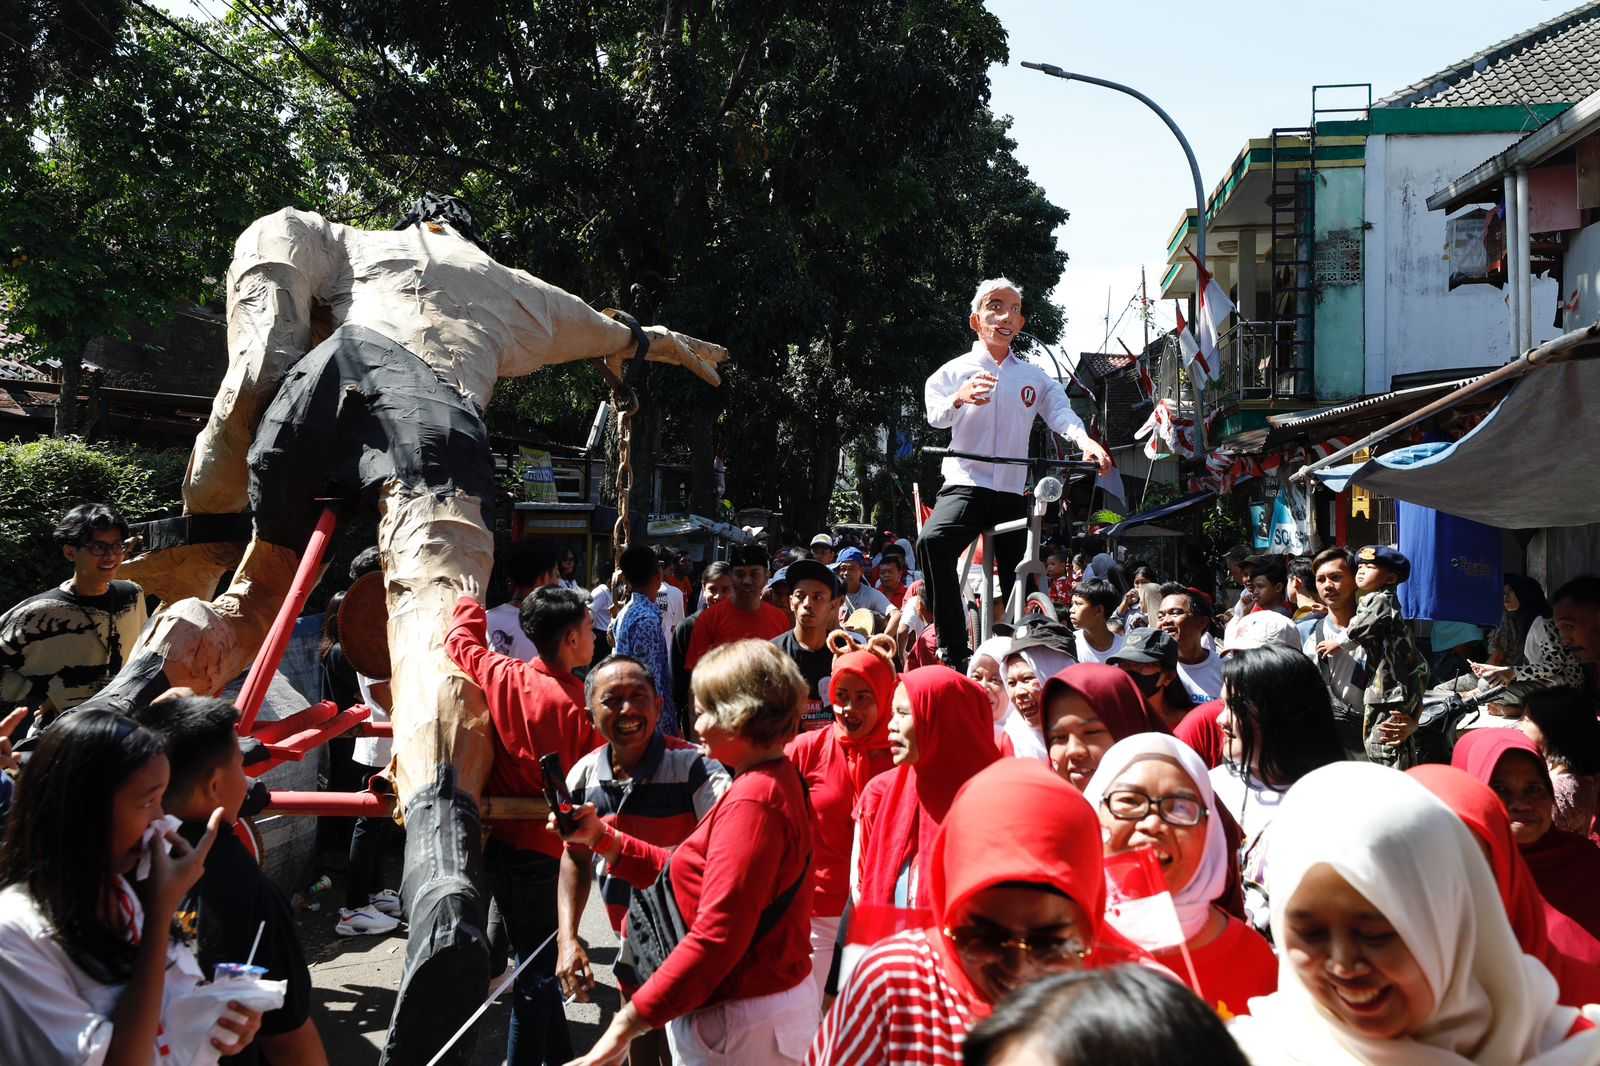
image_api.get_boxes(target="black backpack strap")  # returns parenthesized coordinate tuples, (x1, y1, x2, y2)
(753, 855, 811, 944)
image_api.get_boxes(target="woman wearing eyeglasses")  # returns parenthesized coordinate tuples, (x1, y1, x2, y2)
(1083, 734, 1277, 1019)
(810, 759, 1165, 1065)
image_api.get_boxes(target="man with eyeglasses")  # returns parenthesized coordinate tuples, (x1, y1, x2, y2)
(0, 503, 147, 729)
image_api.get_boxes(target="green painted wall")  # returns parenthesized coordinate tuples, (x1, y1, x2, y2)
(1314, 166, 1366, 402)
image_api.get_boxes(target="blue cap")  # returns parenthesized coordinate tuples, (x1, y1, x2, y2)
(1356, 544, 1411, 583)
(835, 546, 867, 566)
(764, 566, 789, 592)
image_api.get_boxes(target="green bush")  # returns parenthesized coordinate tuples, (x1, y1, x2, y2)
(0, 437, 188, 609)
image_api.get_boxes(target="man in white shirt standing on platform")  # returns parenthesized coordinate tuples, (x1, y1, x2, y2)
(916, 278, 1111, 672)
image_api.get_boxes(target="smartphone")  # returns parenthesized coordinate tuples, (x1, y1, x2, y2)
(539, 753, 580, 836)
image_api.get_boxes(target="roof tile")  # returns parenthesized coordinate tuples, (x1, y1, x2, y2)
(1375, 1, 1600, 109)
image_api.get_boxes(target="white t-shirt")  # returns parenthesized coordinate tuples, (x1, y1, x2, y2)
(656, 583, 686, 647)
(1074, 630, 1125, 664)
(0, 880, 206, 1066)
(1176, 647, 1225, 701)
(353, 672, 392, 768)
(590, 582, 614, 634)
(485, 601, 537, 662)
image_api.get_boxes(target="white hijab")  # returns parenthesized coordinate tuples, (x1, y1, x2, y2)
(969, 638, 1046, 763)
(1229, 762, 1600, 1066)
(1082, 734, 1229, 943)
(1005, 646, 1073, 764)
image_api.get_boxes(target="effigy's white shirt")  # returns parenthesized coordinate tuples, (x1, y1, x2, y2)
(923, 341, 1089, 496)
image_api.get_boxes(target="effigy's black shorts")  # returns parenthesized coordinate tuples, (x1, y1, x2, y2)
(247, 323, 494, 548)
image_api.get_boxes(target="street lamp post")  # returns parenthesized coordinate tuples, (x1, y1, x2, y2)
(1022, 62, 1207, 267)
(1022, 61, 1210, 450)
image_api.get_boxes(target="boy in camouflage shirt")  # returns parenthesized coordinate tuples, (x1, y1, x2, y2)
(1317, 545, 1429, 767)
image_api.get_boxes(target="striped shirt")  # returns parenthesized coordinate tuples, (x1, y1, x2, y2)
(808, 929, 974, 1066)
(567, 733, 730, 930)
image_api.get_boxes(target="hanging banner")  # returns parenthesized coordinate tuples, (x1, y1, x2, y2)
(1268, 480, 1311, 555)
(1250, 503, 1270, 550)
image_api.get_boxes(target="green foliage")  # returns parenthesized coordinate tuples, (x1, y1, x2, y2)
(6, 0, 1072, 534)
(1201, 499, 1250, 565)
(0, 436, 187, 607)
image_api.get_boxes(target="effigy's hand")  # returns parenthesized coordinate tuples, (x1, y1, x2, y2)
(601, 311, 728, 387)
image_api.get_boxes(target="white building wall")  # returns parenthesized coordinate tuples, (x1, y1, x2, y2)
(1363, 132, 1561, 393)
(1561, 220, 1600, 331)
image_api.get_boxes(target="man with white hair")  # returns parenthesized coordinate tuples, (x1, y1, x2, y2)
(915, 277, 1111, 672)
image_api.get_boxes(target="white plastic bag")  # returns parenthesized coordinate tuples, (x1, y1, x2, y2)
(162, 971, 286, 1066)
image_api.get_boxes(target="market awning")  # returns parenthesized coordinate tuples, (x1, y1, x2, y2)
(1313, 353, 1600, 528)
(1107, 491, 1215, 537)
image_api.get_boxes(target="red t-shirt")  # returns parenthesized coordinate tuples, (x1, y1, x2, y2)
(1156, 914, 1277, 1019)
(879, 584, 907, 609)
(685, 600, 792, 671)
(445, 599, 602, 856)
(1176, 699, 1225, 769)
(786, 727, 895, 919)
(809, 929, 974, 1065)
(609, 759, 814, 1027)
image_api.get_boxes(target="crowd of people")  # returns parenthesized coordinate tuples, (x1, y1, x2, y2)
(6, 494, 1600, 1065)
(3, 274, 1600, 1066)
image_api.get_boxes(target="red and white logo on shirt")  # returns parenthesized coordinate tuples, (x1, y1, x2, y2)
(1021, 385, 1037, 407)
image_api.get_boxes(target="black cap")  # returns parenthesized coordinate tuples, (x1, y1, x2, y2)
(1109, 628, 1178, 670)
(1356, 544, 1411, 583)
(784, 558, 839, 597)
(729, 544, 769, 568)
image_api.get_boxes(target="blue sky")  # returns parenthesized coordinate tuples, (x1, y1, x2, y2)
(984, 0, 1577, 364)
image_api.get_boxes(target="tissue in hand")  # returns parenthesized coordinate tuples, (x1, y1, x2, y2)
(134, 814, 183, 881)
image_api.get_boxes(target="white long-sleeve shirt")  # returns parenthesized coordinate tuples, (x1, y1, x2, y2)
(924, 341, 1090, 495)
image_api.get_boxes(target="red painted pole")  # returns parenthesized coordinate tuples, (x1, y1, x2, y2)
(237, 506, 338, 735)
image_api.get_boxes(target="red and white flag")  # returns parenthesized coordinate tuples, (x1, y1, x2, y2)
(1136, 358, 1156, 401)
(1103, 847, 1203, 995)
(1174, 305, 1209, 380)
(1087, 422, 1127, 505)
(1185, 249, 1233, 382)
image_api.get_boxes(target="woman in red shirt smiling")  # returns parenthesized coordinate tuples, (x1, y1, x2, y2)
(785, 638, 898, 1000)
(560, 640, 816, 1066)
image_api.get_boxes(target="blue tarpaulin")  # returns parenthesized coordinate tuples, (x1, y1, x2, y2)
(1396, 501, 1503, 626)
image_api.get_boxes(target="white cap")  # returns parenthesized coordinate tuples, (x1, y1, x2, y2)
(1221, 611, 1303, 654)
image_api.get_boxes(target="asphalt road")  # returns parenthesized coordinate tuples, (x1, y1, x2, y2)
(295, 838, 619, 1065)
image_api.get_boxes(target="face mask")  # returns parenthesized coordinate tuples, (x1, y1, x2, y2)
(1126, 670, 1165, 699)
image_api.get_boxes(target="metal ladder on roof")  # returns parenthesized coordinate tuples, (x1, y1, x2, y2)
(1266, 84, 1372, 401)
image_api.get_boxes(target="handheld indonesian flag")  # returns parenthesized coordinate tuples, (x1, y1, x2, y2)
(1185, 249, 1233, 382)
(1174, 305, 1209, 381)
(1085, 422, 1127, 506)
(1103, 846, 1203, 997)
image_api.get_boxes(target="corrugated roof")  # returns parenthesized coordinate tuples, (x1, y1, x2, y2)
(1375, 1, 1600, 109)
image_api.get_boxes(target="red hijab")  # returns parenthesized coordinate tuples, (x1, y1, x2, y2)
(829, 648, 897, 796)
(1453, 728, 1600, 941)
(1040, 662, 1172, 742)
(857, 666, 999, 909)
(927, 759, 1164, 1016)
(1410, 764, 1600, 1007)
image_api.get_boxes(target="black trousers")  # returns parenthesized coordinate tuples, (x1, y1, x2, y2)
(485, 840, 571, 1066)
(914, 485, 1026, 663)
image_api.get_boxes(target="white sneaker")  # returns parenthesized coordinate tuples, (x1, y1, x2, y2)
(368, 890, 404, 918)
(336, 906, 400, 937)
